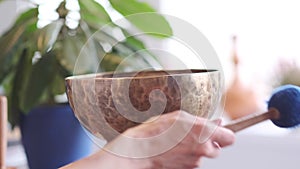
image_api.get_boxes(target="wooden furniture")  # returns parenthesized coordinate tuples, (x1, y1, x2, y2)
(0, 96, 16, 169)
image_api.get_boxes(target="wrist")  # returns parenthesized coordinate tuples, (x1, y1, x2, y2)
(94, 148, 153, 169)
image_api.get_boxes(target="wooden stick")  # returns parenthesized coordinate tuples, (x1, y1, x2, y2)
(224, 108, 280, 132)
(0, 96, 7, 169)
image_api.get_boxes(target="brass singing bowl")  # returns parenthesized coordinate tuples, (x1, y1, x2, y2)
(65, 69, 221, 141)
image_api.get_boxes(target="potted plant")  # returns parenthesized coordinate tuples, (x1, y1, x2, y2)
(0, 0, 172, 168)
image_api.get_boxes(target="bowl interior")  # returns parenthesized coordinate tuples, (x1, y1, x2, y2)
(66, 69, 216, 79)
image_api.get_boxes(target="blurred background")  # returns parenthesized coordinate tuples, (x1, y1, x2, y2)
(1, 0, 300, 169)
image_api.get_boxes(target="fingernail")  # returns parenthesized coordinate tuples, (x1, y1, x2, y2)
(212, 118, 222, 126)
(213, 141, 221, 149)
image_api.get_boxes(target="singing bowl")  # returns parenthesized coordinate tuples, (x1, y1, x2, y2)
(65, 69, 222, 141)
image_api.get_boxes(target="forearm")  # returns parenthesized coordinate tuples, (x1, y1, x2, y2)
(60, 148, 152, 169)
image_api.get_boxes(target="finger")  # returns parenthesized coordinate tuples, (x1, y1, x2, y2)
(212, 141, 221, 150)
(194, 141, 220, 158)
(211, 127, 235, 148)
(192, 118, 220, 144)
(211, 118, 222, 126)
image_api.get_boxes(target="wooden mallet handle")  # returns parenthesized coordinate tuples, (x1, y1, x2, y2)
(224, 108, 280, 132)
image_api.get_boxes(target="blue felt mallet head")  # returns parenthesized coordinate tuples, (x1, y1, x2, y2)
(268, 84, 300, 128)
(225, 84, 300, 132)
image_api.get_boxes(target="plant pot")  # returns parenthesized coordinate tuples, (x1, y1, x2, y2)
(20, 104, 93, 169)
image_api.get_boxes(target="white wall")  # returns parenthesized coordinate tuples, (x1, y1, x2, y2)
(0, 0, 19, 94)
(0, 0, 24, 34)
(160, 0, 300, 88)
(159, 1, 300, 169)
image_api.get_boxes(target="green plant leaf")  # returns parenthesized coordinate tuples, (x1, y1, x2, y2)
(0, 26, 26, 83)
(57, 32, 99, 75)
(8, 47, 34, 125)
(35, 19, 64, 54)
(14, 8, 38, 26)
(20, 52, 57, 113)
(0, 26, 24, 58)
(122, 30, 161, 68)
(50, 72, 66, 95)
(93, 29, 118, 45)
(58, 34, 79, 73)
(0, 7, 39, 124)
(92, 27, 161, 70)
(100, 53, 124, 71)
(125, 36, 146, 51)
(108, 0, 172, 38)
(0, 7, 38, 84)
(78, 0, 112, 28)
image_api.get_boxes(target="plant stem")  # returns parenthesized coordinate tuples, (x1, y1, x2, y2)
(57, 1, 68, 19)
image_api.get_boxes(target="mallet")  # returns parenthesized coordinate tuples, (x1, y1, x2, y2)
(224, 85, 300, 132)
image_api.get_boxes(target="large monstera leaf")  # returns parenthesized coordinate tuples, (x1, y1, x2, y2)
(109, 0, 172, 38)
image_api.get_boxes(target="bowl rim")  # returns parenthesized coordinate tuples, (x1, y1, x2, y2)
(65, 69, 219, 81)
